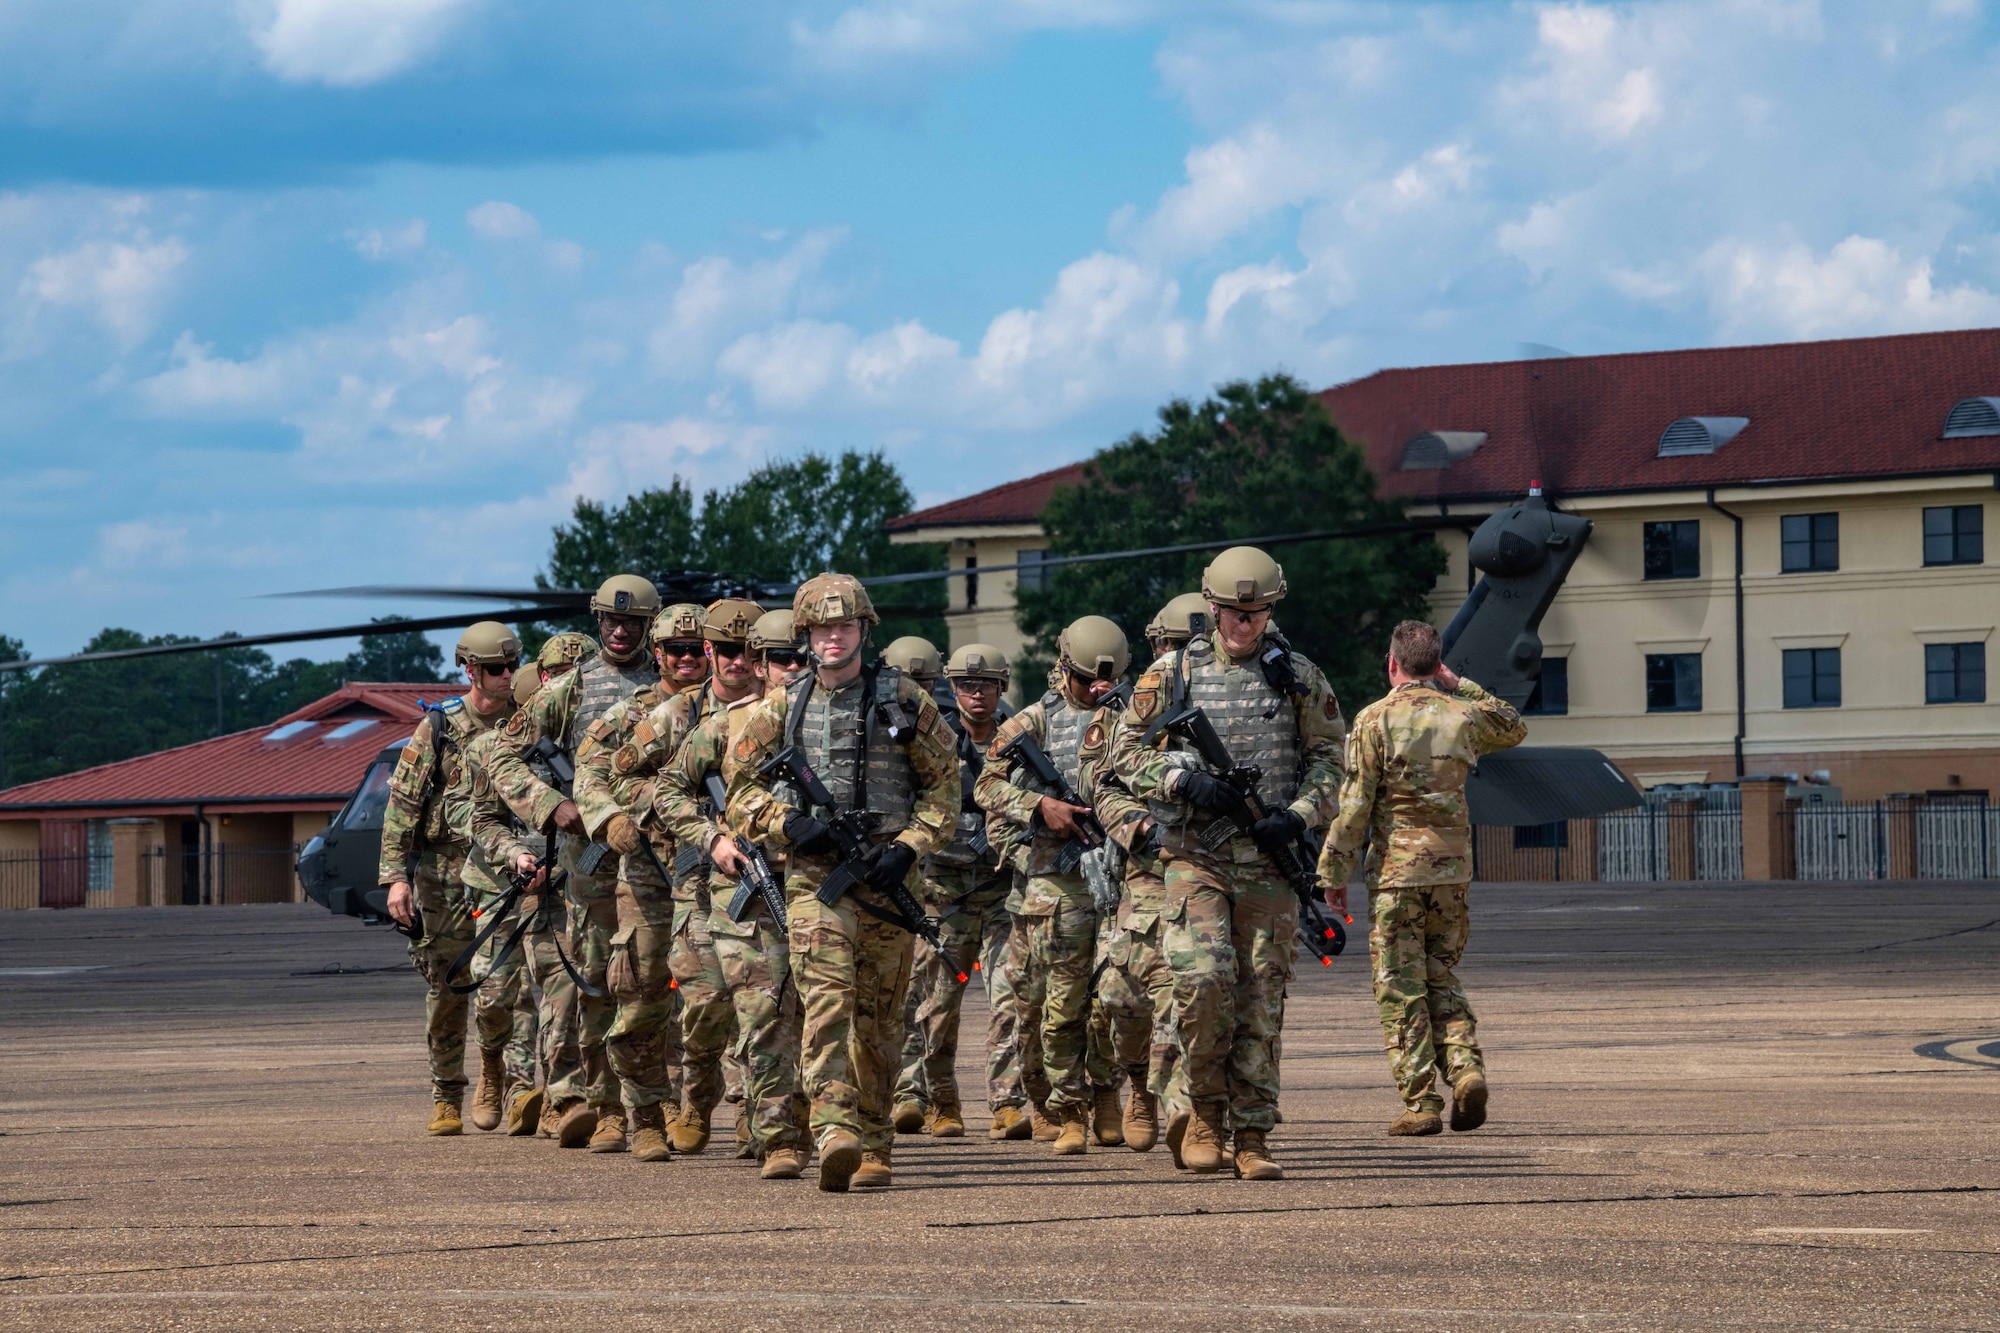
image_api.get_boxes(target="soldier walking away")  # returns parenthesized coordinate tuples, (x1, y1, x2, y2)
(1316, 619, 1526, 1136)
(1108, 548, 1346, 1181)
(976, 616, 1131, 1156)
(723, 574, 958, 1192)
(379, 622, 525, 1137)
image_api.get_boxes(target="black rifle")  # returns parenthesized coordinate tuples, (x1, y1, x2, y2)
(445, 821, 559, 994)
(996, 729, 1104, 876)
(703, 771, 787, 930)
(758, 745, 963, 981)
(1158, 702, 1346, 963)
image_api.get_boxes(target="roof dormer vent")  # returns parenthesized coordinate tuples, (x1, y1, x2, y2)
(1400, 430, 1487, 471)
(1942, 397, 2000, 438)
(1658, 416, 1749, 457)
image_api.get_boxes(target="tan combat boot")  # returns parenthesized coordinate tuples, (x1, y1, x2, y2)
(1165, 1108, 1191, 1170)
(925, 1099, 966, 1138)
(735, 1102, 756, 1159)
(1180, 1106, 1226, 1174)
(892, 1100, 926, 1134)
(1122, 1072, 1158, 1153)
(1389, 1108, 1443, 1136)
(470, 1050, 505, 1132)
(506, 1084, 544, 1137)
(988, 1106, 1030, 1140)
(630, 1103, 672, 1163)
(816, 1128, 862, 1193)
(669, 1101, 712, 1155)
(1052, 1107, 1088, 1156)
(1233, 1128, 1283, 1181)
(537, 1095, 563, 1139)
(760, 1145, 807, 1180)
(555, 1099, 597, 1148)
(852, 1149, 893, 1189)
(1450, 1072, 1488, 1131)
(427, 1100, 463, 1136)
(1029, 1102, 1060, 1142)
(588, 1105, 627, 1153)
(1091, 1084, 1125, 1146)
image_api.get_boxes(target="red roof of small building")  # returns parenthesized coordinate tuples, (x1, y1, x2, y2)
(0, 682, 455, 818)
(886, 461, 1087, 532)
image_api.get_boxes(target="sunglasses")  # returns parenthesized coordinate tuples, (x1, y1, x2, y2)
(763, 648, 806, 667)
(658, 641, 705, 657)
(477, 661, 518, 677)
(710, 641, 748, 660)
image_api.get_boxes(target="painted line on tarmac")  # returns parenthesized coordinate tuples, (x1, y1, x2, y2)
(1754, 1227, 1932, 1235)
(1913, 1037, 2000, 1069)
(1859, 917, 2000, 953)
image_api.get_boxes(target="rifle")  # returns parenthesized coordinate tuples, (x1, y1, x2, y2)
(703, 770, 787, 931)
(758, 745, 965, 982)
(996, 729, 1105, 875)
(445, 820, 559, 994)
(1158, 702, 1347, 964)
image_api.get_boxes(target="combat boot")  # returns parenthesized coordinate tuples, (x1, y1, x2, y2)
(734, 1102, 756, 1159)
(537, 1095, 562, 1138)
(760, 1146, 807, 1180)
(1389, 1109, 1443, 1136)
(669, 1101, 712, 1155)
(1180, 1105, 1227, 1174)
(469, 1050, 505, 1132)
(506, 1084, 543, 1137)
(988, 1106, 1030, 1140)
(588, 1105, 627, 1153)
(1165, 1109, 1190, 1170)
(853, 1150, 893, 1189)
(1450, 1072, 1488, 1131)
(816, 1128, 862, 1193)
(1091, 1084, 1125, 1147)
(924, 1099, 965, 1138)
(555, 1099, 597, 1148)
(630, 1103, 672, 1163)
(1122, 1072, 1158, 1153)
(427, 1100, 463, 1137)
(892, 1100, 926, 1134)
(1029, 1102, 1060, 1142)
(1232, 1128, 1283, 1181)
(1052, 1107, 1088, 1156)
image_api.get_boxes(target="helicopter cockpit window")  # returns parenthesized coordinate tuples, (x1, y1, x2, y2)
(341, 759, 396, 831)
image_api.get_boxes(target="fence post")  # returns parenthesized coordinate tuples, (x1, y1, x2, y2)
(1739, 776, 1788, 880)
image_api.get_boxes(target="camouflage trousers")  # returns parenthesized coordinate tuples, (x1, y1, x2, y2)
(894, 875, 1019, 1114)
(604, 869, 685, 1112)
(407, 862, 484, 1104)
(547, 875, 623, 1113)
(1007, 875, 1099, 1115)
(470, 925, 538, 1092)
(1369, 879, 1480, 1114)
(670, 884, 744, 1116)
(1161, 854, 1296, 1132)
(711, 890, 807, 1155)
(1096, 862, 1181, 1114)
(788, 857, 917, 1156)
(520, 896, 581, 1095)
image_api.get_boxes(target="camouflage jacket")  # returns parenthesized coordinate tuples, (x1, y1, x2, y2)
(482, 651, 659, 834)
(1078, 700, 1149, 858)
(973, 691, 1096, 878)
(1317, 677, 1526, 889)
(656, 691, 764, 861)
(571, 681, 680, 890)
(449, 729, 546, 910)
(376, 692, 513, 887)
(723, 669, 959, 861)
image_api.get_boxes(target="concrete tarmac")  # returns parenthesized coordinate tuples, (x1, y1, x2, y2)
(1, 880, 1996, 1331)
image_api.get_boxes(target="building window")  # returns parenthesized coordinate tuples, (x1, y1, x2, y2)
(963, 555, 978, 609)
(1643, 520, 1700, 580)
(1513, 820, 1569, 849)
(1926, 642, 1987, 704)
(1923, 505, 1984, 566)
(1645, 653, 1702, 712)
(1523, 658, 1568, 715)
(1780, 513, 1839, 572)
(1015, 548, 1049, 593)
(1782, 647, 1841, 708)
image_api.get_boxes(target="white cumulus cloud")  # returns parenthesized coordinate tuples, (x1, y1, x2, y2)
(1702, 234, 2000, 340)
(21, 234, 188, 346)
(249, 0, 480, 88)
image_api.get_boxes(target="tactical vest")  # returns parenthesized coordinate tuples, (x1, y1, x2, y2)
(1149, 634, 1302, 832)
(783, 665, 917, 836)
(930, 713, 993, 870)
(566, 651, 657, 761)
(420, 701, 504, 848)
(1007, 690, 1091, 876)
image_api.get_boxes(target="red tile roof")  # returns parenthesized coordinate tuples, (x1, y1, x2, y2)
(886, 461, 1087, 531)
(0, 682, 457, 817)
(1325, 327, 2000, 504)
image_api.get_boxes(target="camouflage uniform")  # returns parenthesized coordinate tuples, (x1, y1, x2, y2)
(483, 649, 660, 1118)
(376, 693, 516, 1106)
(1108, 629, 1344, 1133)
(444, 742, 541, 1099)
(1318, 678, 1526, 1114)
(724, 664, 957, 1156)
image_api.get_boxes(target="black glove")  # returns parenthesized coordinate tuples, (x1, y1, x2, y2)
(783, 812, 835, 856)
(1251, 807, 1306, 853)
(864, 841, 918, 890)
(1176, 769, 1235, 812)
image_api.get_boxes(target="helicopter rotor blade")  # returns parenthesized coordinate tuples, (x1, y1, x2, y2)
(262, 585, 591, 604)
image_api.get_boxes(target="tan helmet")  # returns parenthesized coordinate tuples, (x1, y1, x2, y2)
(792, 572, 878, 628)
(1057, 615, 1131, 681)
(455, 620, 522, 668)
(511, 666, 543, 707)
(1146, 592, 1212, 645)
(537, 631, 596, 670)
(881, 635, 943, 682)
(1201, 546, 1288, 608)
(589, 573, 662, 618)
(702, 598, 763, 644)
(651, 602, 706, 643)
(944, 642, 1010, 684)
(748, 609, 798, 654)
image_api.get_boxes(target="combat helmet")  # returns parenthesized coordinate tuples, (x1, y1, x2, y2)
(748, 609, 798, 654)
(1057, 615, 1130, 681)
(944, 643, 1009, 684)
(455, 621, 522, 668)
(793, 572, 878, 628)
(702, 598, 763, 643)
(589, 573, 662, 618)
(652, 602, 706, 643)
(881, 635, 943, 683)
(511, 666, 543, 707)
(1146, 592, 1211, 646)
(538, 631, 596, 671)
(1201, 546, 1287, 608)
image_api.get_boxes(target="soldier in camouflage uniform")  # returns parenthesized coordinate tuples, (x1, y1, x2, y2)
(483, 575, 662, 1152)
(878, 636, 948, 1137)
(888, 643, 1023, 1140)
(723, 573, 958, 1192)
(1108, 548, 1345, 1181)
(1317, 619, 1525, 1136)
(976, 616, 1131, 1156)
(379, 622, 525, 1136)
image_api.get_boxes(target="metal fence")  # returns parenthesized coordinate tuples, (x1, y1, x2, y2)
(1915, 801, 2000, 878)
(1475, 790, 1743, 883)
(0, 850, 116, 910)
(138, 845, 302, 906)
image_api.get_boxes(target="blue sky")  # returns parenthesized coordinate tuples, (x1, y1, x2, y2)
(5, 0, 2000, 659)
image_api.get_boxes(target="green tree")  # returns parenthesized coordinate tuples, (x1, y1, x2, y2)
(1016, 374, 1446, 713)
(340, 617, 446, 685)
